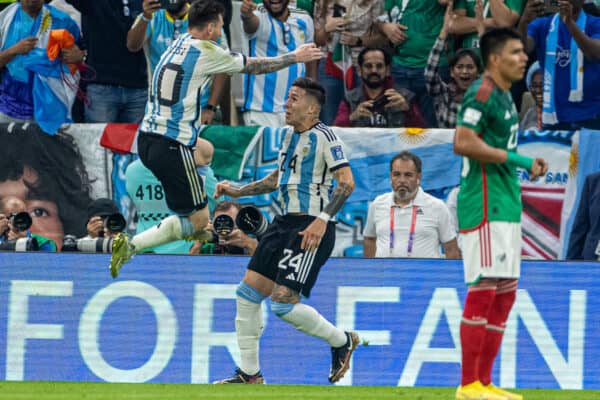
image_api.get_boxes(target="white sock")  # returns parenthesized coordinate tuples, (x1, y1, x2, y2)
(236, 296, 263, 375)
(131, 215, 185, 251)
(280, 303, 347, 347)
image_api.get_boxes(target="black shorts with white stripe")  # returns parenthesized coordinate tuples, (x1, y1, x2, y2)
(137, 133, 207, 215)
(247, 214, 335, 298)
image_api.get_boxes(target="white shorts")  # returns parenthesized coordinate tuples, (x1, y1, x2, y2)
(460, 221, 521, 285)
(242, 110, 286, 127)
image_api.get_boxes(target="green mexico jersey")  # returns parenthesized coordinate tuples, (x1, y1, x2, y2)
(384, 0, 446, 68)
(456, 76, 521, 230)
(454, 0, 525, 49)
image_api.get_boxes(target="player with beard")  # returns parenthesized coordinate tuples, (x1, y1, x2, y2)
(333, 47, 419, 128)
(363, 151, 460, 258)
(239, 0, 316, 127)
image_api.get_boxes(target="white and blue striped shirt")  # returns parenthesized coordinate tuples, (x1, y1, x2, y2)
(277, 123, 350, 216)
(140, 33, 245, 146)
(243, 7, 314, 113)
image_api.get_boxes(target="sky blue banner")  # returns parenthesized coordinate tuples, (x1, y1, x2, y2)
(0, 253, 597, 389)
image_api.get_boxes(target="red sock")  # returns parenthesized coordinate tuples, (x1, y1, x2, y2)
(478, 289, 516, 386)
(460, 289, 496, 386)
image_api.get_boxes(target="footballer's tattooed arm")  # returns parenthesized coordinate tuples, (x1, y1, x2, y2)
(323, 166, 355, 217)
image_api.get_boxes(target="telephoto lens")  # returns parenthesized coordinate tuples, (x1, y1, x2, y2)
(236, 206, 268, 240)
(0, 237, 39, 252)
(213, 214, 235, 236)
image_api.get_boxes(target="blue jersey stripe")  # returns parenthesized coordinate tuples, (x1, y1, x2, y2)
(243, 38, 257, 111)
(298, 132, 317, 211)
(262, 22, 280, 113)
(279, 132, 300, 213)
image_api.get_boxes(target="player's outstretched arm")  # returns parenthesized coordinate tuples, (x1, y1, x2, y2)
(214, 168, 279, 199)
(241, 43, 323, 75)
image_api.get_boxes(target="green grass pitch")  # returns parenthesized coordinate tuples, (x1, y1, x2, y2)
(0, 382, 598, 400)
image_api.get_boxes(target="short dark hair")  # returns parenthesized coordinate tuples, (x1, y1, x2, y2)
(357, 47, 391, 67)
(480, 28, 522, 68)
(291, 77, 326, 106)
(390, 151, 422, 173)
(214, 200, 241, 214)
(188, 0, 225, 30)
(449, 48, 483, 73)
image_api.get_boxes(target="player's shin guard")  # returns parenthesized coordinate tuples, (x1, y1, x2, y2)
(460, 288, 496, 386)
(131, 215, 193, 251)
(479, 284, 517, 385)
(236, 282, 267, 376)
(271, 302, 347, 347)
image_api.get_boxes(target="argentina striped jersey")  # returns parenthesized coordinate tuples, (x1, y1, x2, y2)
(243, 7, 314, 113)
(277, 123, 350, 216)
(140, 33, 245, 146)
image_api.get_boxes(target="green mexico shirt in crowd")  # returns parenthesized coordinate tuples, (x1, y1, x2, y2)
(384, 0, 446, 68)
(456, 76, 521, 231)
(454, 0, 525, 49)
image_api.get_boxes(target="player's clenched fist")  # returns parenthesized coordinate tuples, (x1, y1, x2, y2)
(293, 43, 323, 63)
(530, 158, 549, 181)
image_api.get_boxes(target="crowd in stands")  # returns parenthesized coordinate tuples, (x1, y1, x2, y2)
(0, 0, 599, 259)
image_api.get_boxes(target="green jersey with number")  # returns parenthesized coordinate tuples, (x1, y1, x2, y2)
(456, 76, 521, 231)
(384, 0, 446, 68)
(454, 0, 525, 49)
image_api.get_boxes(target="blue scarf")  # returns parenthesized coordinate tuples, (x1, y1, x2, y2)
(543, 12, 586, 125)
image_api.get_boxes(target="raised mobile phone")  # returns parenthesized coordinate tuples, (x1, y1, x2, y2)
(333, 3, 347, 18)
(543, 0, 560, 14)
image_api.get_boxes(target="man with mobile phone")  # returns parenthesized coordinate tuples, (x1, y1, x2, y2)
(334, 47, 419, 127)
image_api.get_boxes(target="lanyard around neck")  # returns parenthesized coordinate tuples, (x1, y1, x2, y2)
(389, 205, 418, 257)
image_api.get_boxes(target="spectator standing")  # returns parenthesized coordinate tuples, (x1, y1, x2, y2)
(313, 0, 384, 125)
(334, 47, 420, 127)
(376, 0, 449, 128)
(519, 0, 600, 129)
(363, 151, 459, 258)
(452, 0, 525, 50)
(566, 171, 600, 260)
(0, 0, 84, 129)
(240, 0, 315, 127)
(66, 0, 147, 123)
(426, 0, 483, 128)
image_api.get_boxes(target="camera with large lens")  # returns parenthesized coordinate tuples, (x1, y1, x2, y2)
(100, 213, 126, 237)
(236, 206, 268, 240)
(213, 214, 235, 236)
(9, 211, 32, 231)
(61, 235, 114, 253)
(0, 237, 39, 252)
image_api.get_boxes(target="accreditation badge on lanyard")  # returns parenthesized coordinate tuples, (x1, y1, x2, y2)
(389, 205, 418, 257)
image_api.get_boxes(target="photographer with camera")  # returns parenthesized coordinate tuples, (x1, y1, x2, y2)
(0, 196, 56, 252)
(333, 47, 421, 128)
(85, 198, 126, 239)
(190, 200, 259, 255)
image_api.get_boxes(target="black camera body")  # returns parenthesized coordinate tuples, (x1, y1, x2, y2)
(236, 206, 269, 240)
(99, 213, 126, 237)
(9, 211, 32, 231)
(372, 94, 389, 110)
(332, 3, 346, 18)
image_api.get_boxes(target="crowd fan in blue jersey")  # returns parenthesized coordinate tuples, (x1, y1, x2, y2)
(126, 0, 231, 125)
(312, 0, 384, 125)
(189, 199, 259, 255)
(213, 77, 359, 385)
(239, 0, 316, 127)
(0, 0, 84, 125)
(107, 0, 323, 278)
(518, 0, 600, 130)
(334, 47, 423, 128)
(65, 0, 148, 123)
